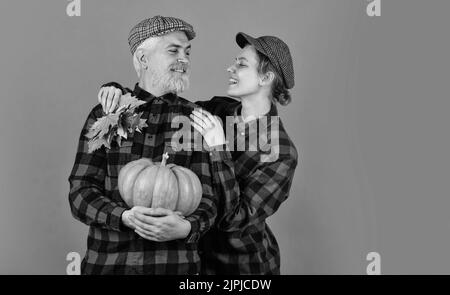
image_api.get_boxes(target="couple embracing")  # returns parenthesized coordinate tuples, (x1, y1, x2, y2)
(68, 15, 298, 275)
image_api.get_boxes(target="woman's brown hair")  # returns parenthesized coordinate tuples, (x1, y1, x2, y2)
(256, 51, 292, 106)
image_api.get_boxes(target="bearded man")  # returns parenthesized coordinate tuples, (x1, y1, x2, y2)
(68, 16, 219, 275)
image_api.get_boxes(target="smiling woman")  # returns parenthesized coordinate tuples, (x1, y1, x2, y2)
(226, 48, 262, 99)
(191, 33, 297, 275)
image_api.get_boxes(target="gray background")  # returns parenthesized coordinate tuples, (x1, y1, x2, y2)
(0, 0, 449, 274)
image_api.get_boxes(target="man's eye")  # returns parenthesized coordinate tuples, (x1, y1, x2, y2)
(169, 49, 177, 54)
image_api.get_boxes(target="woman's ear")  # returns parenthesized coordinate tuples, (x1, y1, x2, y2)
(259, 71, 275, 86)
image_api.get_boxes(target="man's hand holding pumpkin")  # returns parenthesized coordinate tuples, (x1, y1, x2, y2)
(129, 207, 191, 242)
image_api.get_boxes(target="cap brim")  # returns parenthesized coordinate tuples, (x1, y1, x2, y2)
(236, 32, 268, 58)
(236, 32, 256, 48)
(183, 29, 196, 41)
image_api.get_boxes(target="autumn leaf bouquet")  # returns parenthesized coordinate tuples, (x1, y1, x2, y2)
(86, 93, 148, 153)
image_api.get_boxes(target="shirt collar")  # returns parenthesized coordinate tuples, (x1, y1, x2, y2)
(233, 102, 279, 125)
(133, 83, 179, 105)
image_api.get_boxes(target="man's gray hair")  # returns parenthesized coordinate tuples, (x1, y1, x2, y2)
(132, 36, 161, 78)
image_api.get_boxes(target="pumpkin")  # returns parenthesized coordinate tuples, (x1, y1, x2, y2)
(118, 152, 202, 216)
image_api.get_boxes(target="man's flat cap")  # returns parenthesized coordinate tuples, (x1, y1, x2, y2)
(128, 15, 195, 55)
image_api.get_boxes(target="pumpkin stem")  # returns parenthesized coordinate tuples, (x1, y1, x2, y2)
(161, 152, 169, 167)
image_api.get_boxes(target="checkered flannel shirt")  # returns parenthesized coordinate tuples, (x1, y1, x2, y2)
(196, 97, 298, 275)
(68, 84, 218, 275)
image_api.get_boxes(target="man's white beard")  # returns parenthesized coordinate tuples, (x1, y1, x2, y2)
(148, 67, 190, 94)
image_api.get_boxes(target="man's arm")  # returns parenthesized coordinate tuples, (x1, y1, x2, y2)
(68, 107, 131, 231)
(101, 82, 132, 94)
(182, 149, 218, 243)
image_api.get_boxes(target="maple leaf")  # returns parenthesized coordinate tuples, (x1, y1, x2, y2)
(119, 111, 136, 130)
(128, 113, 141, 131)
(86, 114, 119, 140)
(85, 94, 146, 153)
(88, 135, 111, 153)
(86, 113, 119, 152)
(117, 125, 127, 139)
(116, 93, 147, 113)
(136, 117, 148, 133)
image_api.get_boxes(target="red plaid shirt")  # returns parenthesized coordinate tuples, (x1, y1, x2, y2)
(68, 84, 217, 275)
